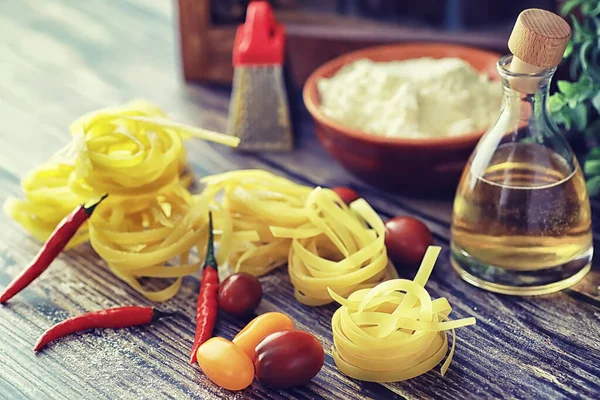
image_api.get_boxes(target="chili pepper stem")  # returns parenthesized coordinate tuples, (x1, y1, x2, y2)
(84, 193, 108, 216)
(204, 212, 217, 269)
(151, 309, 180, 322)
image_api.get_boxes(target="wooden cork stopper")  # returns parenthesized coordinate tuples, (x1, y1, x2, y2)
(508, 8, 571, 69)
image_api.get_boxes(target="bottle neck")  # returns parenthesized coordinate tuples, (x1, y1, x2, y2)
(496, 55, 557, 131)
(469, 56, 571, 177)
(500, 73, 553, 126)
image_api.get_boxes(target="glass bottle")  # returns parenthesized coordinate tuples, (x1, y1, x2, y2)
(450, 9, 593, 295)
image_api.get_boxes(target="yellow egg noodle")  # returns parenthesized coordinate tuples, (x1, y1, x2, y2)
(271, 191, 396, 306)
(198, 171, 396, 305)
(199, 170, 312, 276)
(4, 101, 241, 301)
(328, 246, 476, 382)
(5, 101, 394, 305)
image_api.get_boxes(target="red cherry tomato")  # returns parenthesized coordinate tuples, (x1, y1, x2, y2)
(254, 330, 324, 389)
(384, 216, 433, 267)
(332, 186, 360, 204)
(218, 273, 263, 316)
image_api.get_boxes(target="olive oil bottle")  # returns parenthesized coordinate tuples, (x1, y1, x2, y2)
(450, 9, 593, 295)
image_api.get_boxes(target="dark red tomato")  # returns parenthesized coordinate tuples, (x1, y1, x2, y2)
(218, 273, 263, 316)
(385, 216, 433, 267)
(332, 186, 360, 205)
(254, 330, 324, 389)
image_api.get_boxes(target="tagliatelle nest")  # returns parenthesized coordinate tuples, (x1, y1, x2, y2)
(4, 101, 240, 301)
(328, 246, 476, 382)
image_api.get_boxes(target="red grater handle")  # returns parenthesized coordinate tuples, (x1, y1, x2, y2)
(233, 1, 285, 66)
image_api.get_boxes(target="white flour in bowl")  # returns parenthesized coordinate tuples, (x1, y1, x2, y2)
(317, 57, 502, 138)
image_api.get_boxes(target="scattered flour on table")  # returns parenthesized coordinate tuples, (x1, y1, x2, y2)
(55, 329, 194, 399)
(318, 57, 502, 138)
(528, 365, 561, 385)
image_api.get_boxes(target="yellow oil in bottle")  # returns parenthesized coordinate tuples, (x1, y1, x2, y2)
(451, 143, 593, 294)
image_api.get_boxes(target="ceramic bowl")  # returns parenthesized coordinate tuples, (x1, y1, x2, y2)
(303, 43, 502, 196)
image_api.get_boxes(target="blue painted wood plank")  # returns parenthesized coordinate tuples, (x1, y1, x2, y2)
(0, 1, 598, 400)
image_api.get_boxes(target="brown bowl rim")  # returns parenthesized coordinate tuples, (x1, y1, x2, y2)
(303, 42, 503, 148)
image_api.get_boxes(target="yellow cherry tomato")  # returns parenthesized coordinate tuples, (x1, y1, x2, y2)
(232, 312, 295, 359)
(196, 337, 254, 391)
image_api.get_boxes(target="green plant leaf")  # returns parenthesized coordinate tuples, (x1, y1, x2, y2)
(572, 75, 594, 103)
(549, 93, 565, 113)
(571, 15, 584, 42)
(561, 1, 600, 193)
(579, 41, 592, 69)
(570, 55, 581, 79)
(583, 1, 600, 17)
(568, 96, 580, 108)
(579, 16, 595, 40)
(586, 175, 600, 197)
(592, 91, 600, 113)
(561, 0, 584, 16)
(558, 80, 577, 96)
(587, 57, 600, 81)
(584, 159, 600, 175)
(572, 102, 589, 131)
(587, 146, 600, 158)
(564, 40, 574, 58)
(578, 74, 594, 87)
(581, 1, 592, 14)
(559, 107, 573, 130)
(593, 16, 600, 35)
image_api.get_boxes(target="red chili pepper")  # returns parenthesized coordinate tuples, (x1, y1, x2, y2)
(190, 212, 220, 364)
(34, 306, 172, 352)
(0, 194, 108, 304)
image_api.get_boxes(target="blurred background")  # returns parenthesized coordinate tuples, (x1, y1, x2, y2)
(211, 0, 557, 31)
(181, 0, 562, 86)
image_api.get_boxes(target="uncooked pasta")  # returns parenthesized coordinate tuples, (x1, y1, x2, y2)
(328, 246, 476, 381)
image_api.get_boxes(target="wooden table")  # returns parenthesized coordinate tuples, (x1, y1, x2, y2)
(0, 1, 598, 399)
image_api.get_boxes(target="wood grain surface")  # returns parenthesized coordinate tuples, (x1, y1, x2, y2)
(0, 1, 598, 399)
